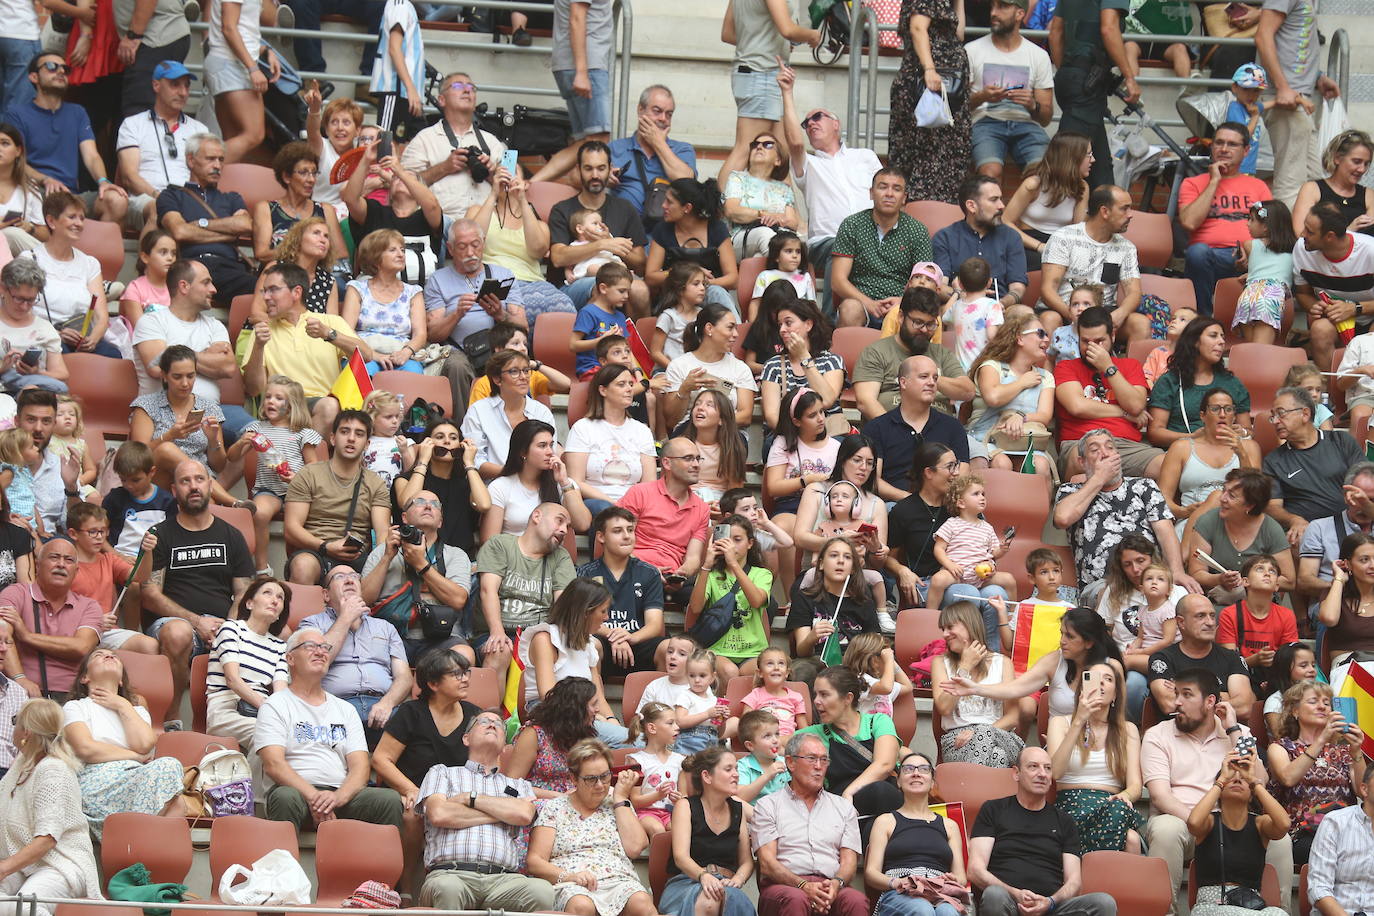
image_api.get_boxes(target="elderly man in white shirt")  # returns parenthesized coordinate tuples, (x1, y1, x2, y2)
(114, 61, 208, 235)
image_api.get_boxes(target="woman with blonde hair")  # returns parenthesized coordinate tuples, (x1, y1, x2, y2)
(0, 699, 101, 916)
(1046, 661, 1144, 852)
(966, 311, 1056, 480)
(343, 228, 426, 374)
(1291, 129, 1374, 236)
(245, 217, 339, 330)
(930, 601, 1023, 767)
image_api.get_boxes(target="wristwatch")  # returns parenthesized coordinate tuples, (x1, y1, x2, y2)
(800, 357, 815, 369)
(197, 218, 209, 228)
(326, 329, 339, 342)
(126, 30, 144, 39)
(614, 800, 632, 810)
(468, 792, 477, 808)
(1103, 365, 1119, 378)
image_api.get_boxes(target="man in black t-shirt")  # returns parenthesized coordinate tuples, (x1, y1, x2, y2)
(1147, 594, 1254, 717)
(1262, 386, 1364, 545)
(142, 460, 254, 726)
(969, 747, 1118, 916)
(576, 507, 665, 678)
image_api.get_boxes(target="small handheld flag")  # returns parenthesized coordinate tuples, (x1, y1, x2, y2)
(819, 574, 852, 667)
(112, 543, 148, 616)
(1011, 601, 1068, 675)
(330, 348, 373, 410)
(1019, 438, 1036, 474)
(624, 319, 656, 376)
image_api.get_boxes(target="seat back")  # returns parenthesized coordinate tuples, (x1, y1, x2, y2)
(1022, 270, 1041, 307)
(115, 650, 174, 727)
(830, 326, 880, 377)
(79, 219, 127, 281)
(314, 819, 404, 905)
(894, 607, 943, 671)
(1228, 342, 1309, 412)
(208, 504, 256, 556)
(1129, 337, 1164, 365)
(620, 670, 663, 723)
(648, 830, 672, 904)
(285, 582, 326, 630)
(525, 181, 578, 218)
(209, 816, 301, 897)
(1299, 863, 1311, 916)
(566, 381, 592, 426)
(532, 311, 577, 378)
(466, 665, 502, 709)
(933, 762, 1015, 826)
(373, 369, 454, 418)
(219, 163, 283, 210)
(891, 690, 918, 745)
(66, 353, 139, 439)
(228, 294, 255, 339)
(1125, 211, 1174, 269)
(1140, 273, 1196, 313)
(979, 468, 1050, 541)
(902, 200, 963, 235)
(190, 652, 209, 733)
(736, 257, 767, 310)
(999, 539, 1076, 599)
(155, 730, 241, 768)
(101, 811, 193, 889)
(1080, 851, 1170, 916)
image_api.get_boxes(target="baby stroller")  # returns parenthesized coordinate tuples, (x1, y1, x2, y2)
(1109, 86, 1206, 219)
(257, 41, 311, 149)
(1176, 89, 1275, 174)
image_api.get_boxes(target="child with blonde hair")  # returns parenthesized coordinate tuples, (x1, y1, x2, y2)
(51, 394, 98, 493)
(928, 474, 1015, 609)
(227, 375, 322, 575)
(739, 646, 809, 737)
(627, 702, 685, 838)
(0, 428, 42, 536)
(362, 389, 415, 486)
(843, 633, 912, 718)
(1283, 363, 1334, 430)
(1141, 305, 1199, 388)
(674, 648, 730, 754)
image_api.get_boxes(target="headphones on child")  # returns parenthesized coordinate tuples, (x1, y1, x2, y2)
(824, 479, 862, 520)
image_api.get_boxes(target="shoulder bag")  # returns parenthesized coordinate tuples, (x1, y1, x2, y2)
(686, 579, 743, 648)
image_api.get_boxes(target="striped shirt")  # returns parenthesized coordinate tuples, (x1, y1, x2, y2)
(241, 421, 322, 497)
(418, 760, 536, 870)
(1292, 233, 1374, 304)
(1308, 802, 1374, 913)
(369, 0, 425, 99)
(0, 674, 25, 768)
(207, 619, 288, 698)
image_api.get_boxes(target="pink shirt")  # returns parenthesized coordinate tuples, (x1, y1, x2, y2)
(121, 276, 170, 312)
(934, 517, 1001, 584)
(1, 582, 103, 693)
(741, 685, 808, 736)
(617, 478, 710, 573)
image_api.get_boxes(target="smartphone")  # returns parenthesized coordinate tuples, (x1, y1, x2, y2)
(501, 148, 519, 176)
(21, 348, 41, 366)
(478, 276, 515, 301)
(342, 532, 367, 551)
(376, 130, 392, 160)
(856, 522, 879, 536)
(1, 210, 19, 224)
(187, 409, 205, 424)
(712, 523, 731, 542)
(1002, 525, 1017, 542)
(665, 573, 687, 589)
(1333, 696, 1358, 733)
(1082, 669, 1095, 686)
(1235, 734, 1257, 758)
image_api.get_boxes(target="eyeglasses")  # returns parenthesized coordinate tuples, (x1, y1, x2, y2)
(665, 454, 704, 463)
(328, 571, 361, 583)
(936, 460, 960, 473)
(1204, 404, 1237, 415)
(847, 456, 876, 467)
(1020, 328, 1049, 339)
(448, 81, 475, 92)
(78, 527, 109, 536)
(904, 316, 938, 332)
(502, 367, 532, 377)
(749, 139, 777, 150)
(37, 61, 70, 74)
(1212, 138, 1245, 149)
(5, 290, 37, 305)
(1268, 406, 1306, 421)
(578, 771, 614, 785)
(291, 641, 333, 654)
(261, 284, 288, 296)
(898, 763, 933, 776)
(442, 668, 472, 681)
(800, 112, 831, 128)
(431, 445, 454, 457)
(789, 753, 829, 766)
(409, 497, 441, 508)
(293, 168, 319, 179)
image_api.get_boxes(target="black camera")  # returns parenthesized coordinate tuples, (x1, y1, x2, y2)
(399, 524, 424, 546)
(465, 147, 490, 183)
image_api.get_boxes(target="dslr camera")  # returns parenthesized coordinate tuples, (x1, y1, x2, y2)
(399, 524, 424, 546)
(464, 147, 490, 183)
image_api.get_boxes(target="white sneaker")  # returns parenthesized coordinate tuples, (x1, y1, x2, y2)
(276, 4, 294, 28)
(877, 610, 898, 635)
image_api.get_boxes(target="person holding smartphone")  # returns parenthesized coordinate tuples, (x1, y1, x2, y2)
(0, 259, 68, 394)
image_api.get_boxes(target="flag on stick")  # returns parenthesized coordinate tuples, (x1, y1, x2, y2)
(624, 318, 656, 376)
(330, 348, 373, 410)
(1335, 661, 1374, 762)
(819, 574, 851, 667)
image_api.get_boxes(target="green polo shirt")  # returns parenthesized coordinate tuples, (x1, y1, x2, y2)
(833, 209, 933, 300)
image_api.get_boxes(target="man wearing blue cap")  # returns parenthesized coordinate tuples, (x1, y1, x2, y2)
(1226, 63, 1268, 177)
(116, 61, 209, 235)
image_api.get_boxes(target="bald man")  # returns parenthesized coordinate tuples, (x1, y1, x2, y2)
(617, 437, 710, 590)
(865, 354, 972, 504)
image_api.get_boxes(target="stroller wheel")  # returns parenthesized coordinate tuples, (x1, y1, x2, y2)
(182, 0, 200, 21)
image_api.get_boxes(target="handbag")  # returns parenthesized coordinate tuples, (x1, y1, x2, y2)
(194, 745, 255, 817)
(218, 849, 313, 906)
(632, 149, 672, 229)
(686, 580, 743, 648)
(914, 83, 953, 129)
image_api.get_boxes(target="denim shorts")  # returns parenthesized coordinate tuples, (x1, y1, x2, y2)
(552, 68, 612, 138)
(146, 616, 210, 656)
(970, 117, 1051, 168)
(203, 52, 254, 96)
(731, 67, 782, 120)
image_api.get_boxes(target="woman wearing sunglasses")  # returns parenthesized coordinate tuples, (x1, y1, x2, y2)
(967, 311, 1056, 483)
(722, 132, 802, 261)
(394, 418, 490, 554)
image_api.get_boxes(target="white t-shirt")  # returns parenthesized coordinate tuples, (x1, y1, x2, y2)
(518, 622, 600, 706)
(207, 0, 263, 61)
(964, 34, 1055, 123)
(664, 352, 758, 408)
(655, 308, 695, 364)
(0, 184, 43, 226)
(1338, 334, 1374, 397)
(637, 675, 690, 714)
(0, 0, 39, 40)
(565, 416, 656, 503)
(254, 688, 366, 787)
(20, 247, 101, 326)
(62, 697, 153, 752)
(795, 144, 883, 241)
(0, 316, 62, 371)
(131, 307, 232, 399)
(487, 475, 541, 536)
(115, 111, 209, 195)
(629, 749, 684, 810)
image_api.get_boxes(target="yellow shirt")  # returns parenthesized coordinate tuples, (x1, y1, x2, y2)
(262, 312, 356, 398)
(469, 369, 551, 404)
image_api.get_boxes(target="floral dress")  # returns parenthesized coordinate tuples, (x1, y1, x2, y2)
(348, 277, 422, 348)
(888, 0, 972, 203)
(524, 725, 575, 795)
(1268, 737, 1356, 840)
(535, 794, 647, 916)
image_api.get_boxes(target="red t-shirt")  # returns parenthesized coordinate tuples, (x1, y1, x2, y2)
(617, 478, 710, 572)
(1053, 356, 1149, 443)
(1218, 600, 1300, 657)
(1177, 173, 1271, 248)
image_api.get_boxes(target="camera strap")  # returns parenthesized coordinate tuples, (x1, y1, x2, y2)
(340, 469, 365, 538)
(441, 119, 490, 157)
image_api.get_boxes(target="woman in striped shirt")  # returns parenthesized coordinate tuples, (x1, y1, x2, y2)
(206, 577, 291, 755)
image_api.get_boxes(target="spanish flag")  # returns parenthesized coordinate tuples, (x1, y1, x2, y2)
(1335, 661, 1374, 761)
(929, 801, 968, 863)
(1011, 601, 1068, 676)
(330, 348, 373, 410)
(502, 628, 525, 740)
(624, 318, 656, 376)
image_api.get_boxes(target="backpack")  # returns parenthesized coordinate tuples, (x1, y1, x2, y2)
(193, 746, 254, 817)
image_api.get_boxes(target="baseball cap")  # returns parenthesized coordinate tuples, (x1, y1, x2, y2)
(1231, 63, 1267, 90)
(909, 262, 946, 285)
(153, 61, 197, 81)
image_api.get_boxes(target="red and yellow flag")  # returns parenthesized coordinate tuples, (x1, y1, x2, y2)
(930, 801, 968, 864)
(329, 348, 373, 410)
(1335, 662, 1374, 761)
(1011, 601, 1068, 676)
(502, 628, 524, 721)
(624, 319, 656, 376)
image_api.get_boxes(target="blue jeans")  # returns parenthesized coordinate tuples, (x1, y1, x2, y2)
(0, 369, 66, 393)
(583, 497, 613, 519)
(971, 118, 1051, 169)
(659, 874, 756, 916)
(944, 583, 1009, 653)
(0, 38, 38, 112)
(1126, 670, 1149, 724)
(594, 717, 631, 748)
(875, 890, 961, 916)
(220, 403, 254, 443)
(62, 338, 122, 359)
(1184, 243, 1238, 316)
(289, 0, 384, 74)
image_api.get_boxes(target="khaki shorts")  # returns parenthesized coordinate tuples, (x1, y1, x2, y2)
(1348, 390, 1374, 412)
(1057, 435, 1163, 478)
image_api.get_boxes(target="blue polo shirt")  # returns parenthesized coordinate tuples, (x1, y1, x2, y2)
(576, 555, 664, 633)
(607, 135, 698, 215)
(863, 406, 969, 494)
(155, 183, 248, 261)
(932, 220, 1029, 294)
(4, 100, 94, 190)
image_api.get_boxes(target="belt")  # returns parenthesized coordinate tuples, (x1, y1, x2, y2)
(430, 862, 519, 875)
(348, 690, 386, 698)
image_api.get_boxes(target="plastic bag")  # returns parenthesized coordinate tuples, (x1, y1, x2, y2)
(218, 849, 313, 907)
(914, 85, 952, 129)
(1317, 96, 1351, 155)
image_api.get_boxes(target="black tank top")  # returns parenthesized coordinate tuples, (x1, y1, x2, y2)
(882, 811, 953, 873)
(667, 795, 743, 876)
(1315, 179, 1374, 236)
(1194, 811, 1266, 890)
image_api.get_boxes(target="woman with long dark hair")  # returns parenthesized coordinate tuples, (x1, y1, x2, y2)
(659, 745, 754, 916)
(395, 418, 491, 553)
(888, 443, 959, 610)
(760, 297, 847, 438)
(887, 0, 971, 204)
(504, 676, 602, 798)
(1185, 752, 1290, 916)
(789, 535, 882, 686)
(645, 178, 739, 314)
(480, 418, 589, 540)
(565, 362, 658, 517)
(205, 577, 292, 754)
(1319, 531, 1374, 662)
(765, 388, 839, 596)
(0, 123, 45, 257)
(1003, 132, 1092, 272)
(863, 751, 967, 916)
(1147, 317, 1253, 446)
(689, 514, 773, 683)
(682, 388, 748, 505)
(663, 303, 757, 429)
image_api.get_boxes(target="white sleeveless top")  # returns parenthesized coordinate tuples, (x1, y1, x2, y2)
(1022, 187, 1079, 235)
(1060, 744, 1123, 790)
(519, 623, 600, 706)
(943, 654, 1006, 730)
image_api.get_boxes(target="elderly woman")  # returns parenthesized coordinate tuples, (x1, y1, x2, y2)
(1320, 532, 1374, 665)
(723, 132, 803, 261)
(1265, 680, 1366, 865)
(504, 676, 602, 798)
(967, 312, 1056, 481)
(797, 666, 902, 819)
(1158, 388, 1261, 538)
(1046, 661, 1144, 853)
(462, 348, 557, 480)
(206, 578, 290, 763)
(1291, 130, 1374, 236)
(1147, 317, 1253, 447)
(251, 141, 347, 263)
(659, 746, 754, 916)
(129, 345, 240, 507)
(645, 178, 739, 316)
(373, 648, 481, 893)
(863, 751, 967, 916)
(19, 191, 115, 358)
(1184, 468, 1295, 604)
(466, 165, 575, 327)
(343, 144, 443, 286)
(565, 362, 658, 517)
(0, 258, 69, 394)
(61, 650, 186, 839)
(0, 699, 101, 916)
(343, 229, 426, 374)
(527, 738, 655, 916)
(930, 602, 1023, 767)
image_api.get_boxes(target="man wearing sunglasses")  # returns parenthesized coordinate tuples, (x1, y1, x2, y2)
(115, 61, 207, 236)
(400, 73, 506, 220)
(3, 52, 128, 225)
